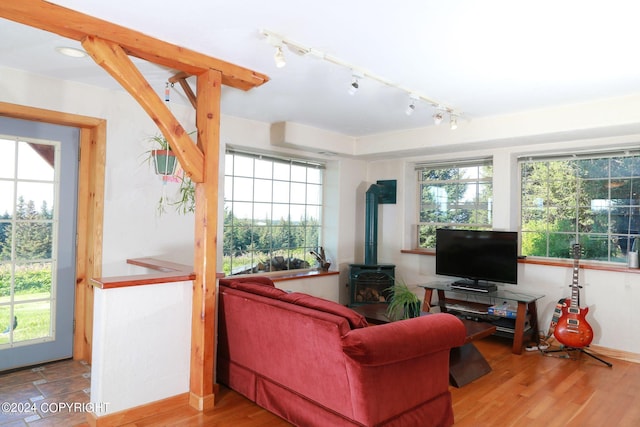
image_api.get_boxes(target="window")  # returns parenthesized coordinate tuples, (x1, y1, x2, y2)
(520, 152, 640, 263)
(416, 159, 493, 248)
(1, 138, 57, 347)
(223, 151, 323, 275)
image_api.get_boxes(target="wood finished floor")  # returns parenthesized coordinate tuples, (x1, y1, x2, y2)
(1, 337, 638, 426)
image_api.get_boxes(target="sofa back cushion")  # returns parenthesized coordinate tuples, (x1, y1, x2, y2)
(280, 292, 368, 329)
(220, 276, 276, 287)
(219, 277, 287, 300)
(220, 277, 368, 330)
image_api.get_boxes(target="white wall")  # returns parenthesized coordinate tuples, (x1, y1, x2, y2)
(90, 281, 192, 415)
(274, 274, 340, 302)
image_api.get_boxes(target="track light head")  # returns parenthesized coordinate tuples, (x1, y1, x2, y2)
(405, 103, 416, 116)
(348, 79, 359, 95)
(274, 46, 286, 68)
(348, 70, 364, 95)
(406, 94, 419, 115)
(433, 111, 444, 125)
(449, 114, 458, 130)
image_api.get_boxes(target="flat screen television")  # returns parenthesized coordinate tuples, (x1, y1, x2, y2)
(435, 228, 518, 290)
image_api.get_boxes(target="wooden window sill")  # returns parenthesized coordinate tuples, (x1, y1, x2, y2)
(401, 249, 640, 274)
(223, 269, 339, 283)
(91, 259, 338, 289)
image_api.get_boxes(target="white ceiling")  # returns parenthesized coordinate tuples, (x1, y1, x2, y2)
(3, 0, 640, 137)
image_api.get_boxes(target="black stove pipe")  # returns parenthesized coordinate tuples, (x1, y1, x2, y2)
(365, 183, 382, 265)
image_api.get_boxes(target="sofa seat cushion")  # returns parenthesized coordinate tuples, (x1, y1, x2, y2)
(280, 292, 368, 329)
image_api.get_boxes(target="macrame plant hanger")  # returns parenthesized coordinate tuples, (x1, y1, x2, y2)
(157, 81, 174, 214)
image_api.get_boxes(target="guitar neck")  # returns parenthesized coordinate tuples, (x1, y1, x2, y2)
(570, 245, 581, 307)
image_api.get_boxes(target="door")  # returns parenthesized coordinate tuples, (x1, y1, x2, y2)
(0, 117, 79, 371)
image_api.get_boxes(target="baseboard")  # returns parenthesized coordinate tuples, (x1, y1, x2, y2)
(86, 392, 190, 427)
(588, 344, 640, 364)
(189, 391, 216, 411)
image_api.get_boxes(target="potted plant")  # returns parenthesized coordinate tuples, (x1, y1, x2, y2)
(385, 281, 422, 320)
(144, 132, 198, 215)
(147, 134, 177, 176)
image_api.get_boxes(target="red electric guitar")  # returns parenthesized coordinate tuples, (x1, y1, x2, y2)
(554, 243, 594, 348)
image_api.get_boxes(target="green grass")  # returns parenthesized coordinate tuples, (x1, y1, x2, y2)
(0, 294, 52, 346)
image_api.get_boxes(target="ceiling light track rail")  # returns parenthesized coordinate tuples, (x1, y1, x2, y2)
(261, 29, 462, 128)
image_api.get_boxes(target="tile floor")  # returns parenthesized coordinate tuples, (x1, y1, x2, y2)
(0, 359, 90, 426)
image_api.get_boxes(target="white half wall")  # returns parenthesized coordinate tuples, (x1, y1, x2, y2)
(274, 274, 340, 302)
(90, 281, 192, 416)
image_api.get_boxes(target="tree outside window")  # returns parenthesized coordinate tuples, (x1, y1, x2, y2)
(416, 160, 493, 248)
(520, 153, 640, 263)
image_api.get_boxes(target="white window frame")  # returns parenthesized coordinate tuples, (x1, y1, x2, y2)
(415, 158, 493, 248)
(519, 150, 640, 263)
(223, 150, 324, 275)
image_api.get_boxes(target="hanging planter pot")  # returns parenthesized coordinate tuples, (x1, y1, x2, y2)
(151, 149, 177, 176)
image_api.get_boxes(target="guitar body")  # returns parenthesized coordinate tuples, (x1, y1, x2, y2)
(554, 298, 594, 348)
(553, 243, 594, 348)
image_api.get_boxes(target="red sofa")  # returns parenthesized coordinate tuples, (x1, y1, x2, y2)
(217, 276, 466, 427)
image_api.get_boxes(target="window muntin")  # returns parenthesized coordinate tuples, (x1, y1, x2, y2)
(520, 153, 640, 263)
(223, 151, 323, 275)
(416, 160, 493, 248)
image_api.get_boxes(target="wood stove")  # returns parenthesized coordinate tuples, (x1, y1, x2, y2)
(349, 263, 395, 305)
(349, 180, 397, 306)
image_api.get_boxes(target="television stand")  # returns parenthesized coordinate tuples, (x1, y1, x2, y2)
(450, 280, 497, 293)
(419, 282, 543, 355)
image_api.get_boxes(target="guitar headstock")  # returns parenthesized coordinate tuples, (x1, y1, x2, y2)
(572, 243, 582, 260)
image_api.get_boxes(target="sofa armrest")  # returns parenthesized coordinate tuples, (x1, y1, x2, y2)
(342, 313, 465, 366)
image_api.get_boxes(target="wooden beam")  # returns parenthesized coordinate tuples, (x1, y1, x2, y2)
(81, 36, 204, 183)
(169, 72, 198, 111)
(0, 0, 269, 91)
(189, 69, 222, 411)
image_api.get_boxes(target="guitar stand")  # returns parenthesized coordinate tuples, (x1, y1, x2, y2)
(543, 346, 613, 367)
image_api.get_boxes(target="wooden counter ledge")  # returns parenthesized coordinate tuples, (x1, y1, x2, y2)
(91, 257, 199, 289)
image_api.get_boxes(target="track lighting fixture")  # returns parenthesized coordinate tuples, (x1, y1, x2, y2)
(260, 29, 463, 127)
(348, 78, 359, 95)
(405, 94, 419, 116)
(450, 114, 458, 130)
(348, 70, 364, 95)
(432, 111, 444, 125)
(274, 45, 286, 68)
(405, 103, 415, 116)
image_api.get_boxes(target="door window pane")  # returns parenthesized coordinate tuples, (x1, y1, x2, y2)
(0, 138, 57, 349)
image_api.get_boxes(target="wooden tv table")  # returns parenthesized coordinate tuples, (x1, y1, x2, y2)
(351, 304, 496, 387)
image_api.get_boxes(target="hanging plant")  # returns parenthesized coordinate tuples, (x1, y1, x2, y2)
(172, 173, 195, 214)
(144, 132, 197, 215)
(146, 134, 177, 176)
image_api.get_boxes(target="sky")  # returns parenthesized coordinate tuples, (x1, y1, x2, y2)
(0, 138, 55, 216)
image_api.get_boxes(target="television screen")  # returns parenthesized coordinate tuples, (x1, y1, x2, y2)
(435, 229, 518, 286)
